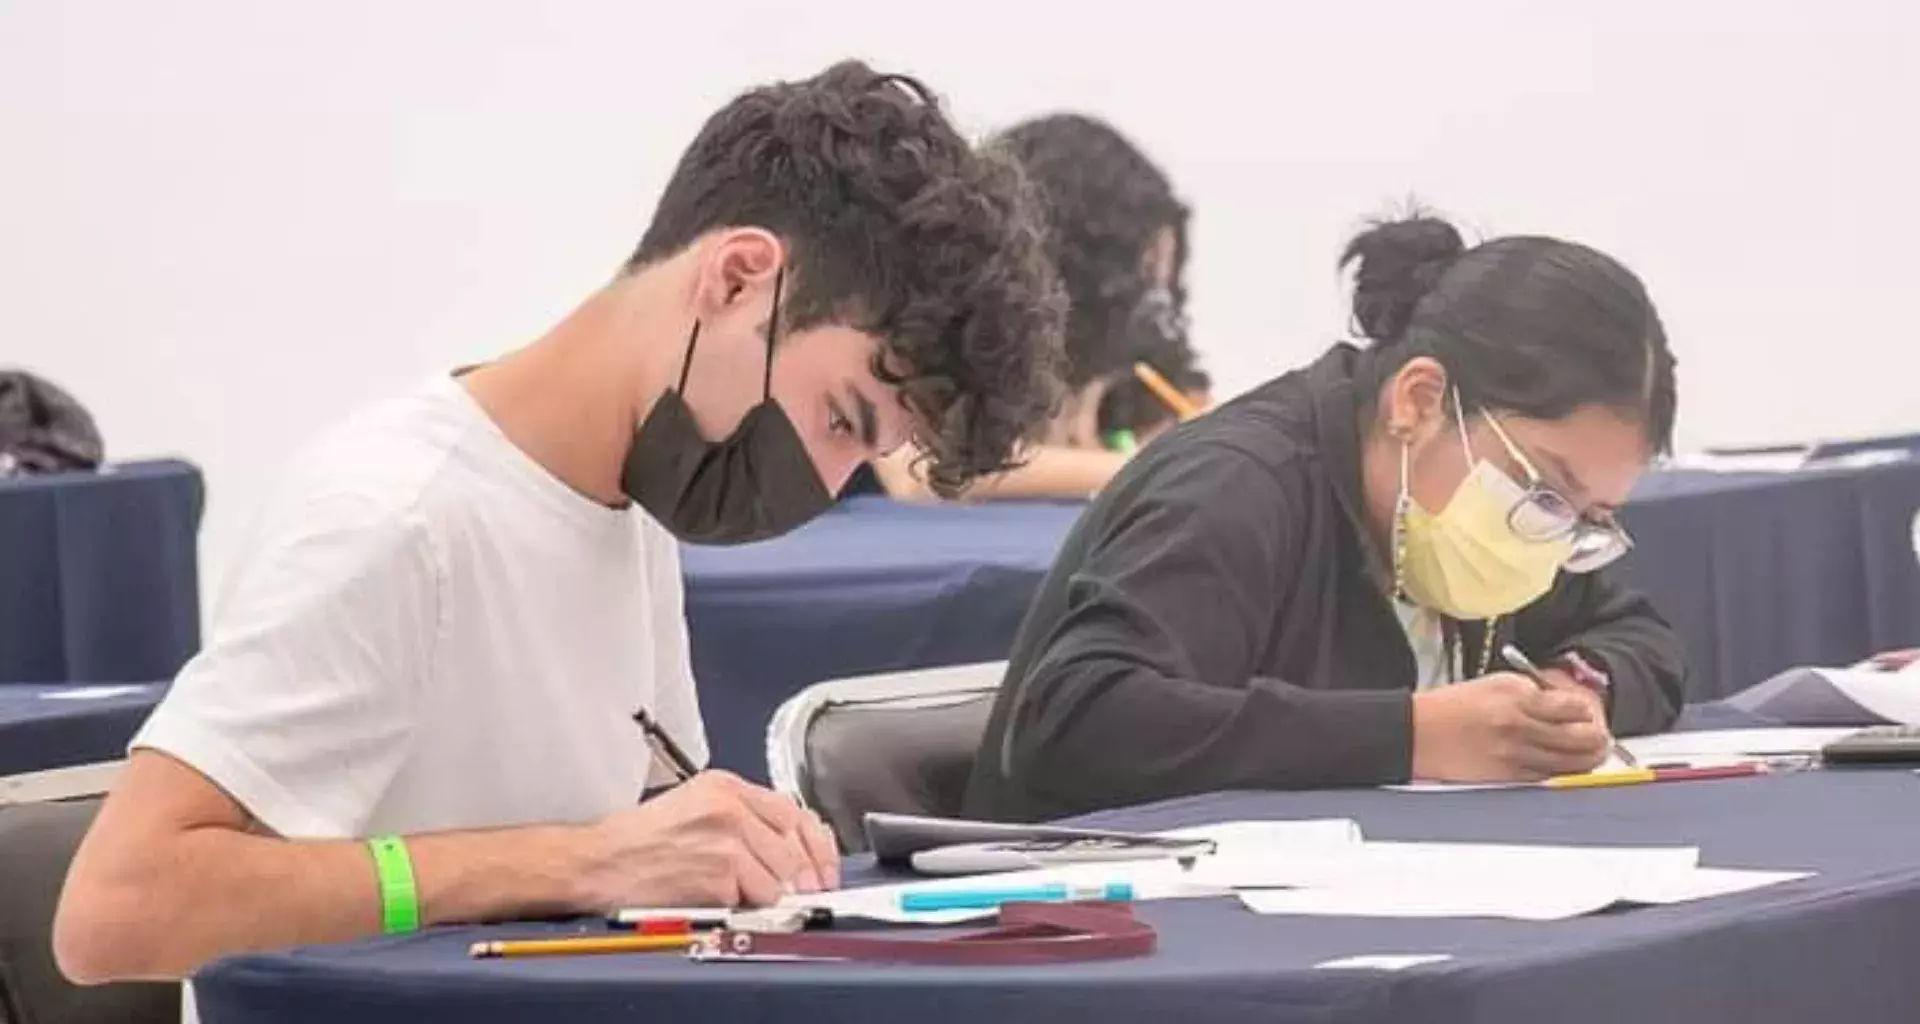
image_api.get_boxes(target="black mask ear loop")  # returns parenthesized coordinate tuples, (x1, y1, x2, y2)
(675, 264, 782, 401)
(760, 268, 784, 402)
(674, 322, 699, 395)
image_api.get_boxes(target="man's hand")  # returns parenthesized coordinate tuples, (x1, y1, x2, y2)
(578, 771, 840, 910)
(1411, 672, 1610, 782)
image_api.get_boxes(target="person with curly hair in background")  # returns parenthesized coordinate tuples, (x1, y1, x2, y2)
(870, 113, 1209, 501)
(54, 60, 1067, 988)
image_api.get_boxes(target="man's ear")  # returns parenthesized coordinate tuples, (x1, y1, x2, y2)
(692, 228, 785, 318)
(1384, 356, 1451, 445)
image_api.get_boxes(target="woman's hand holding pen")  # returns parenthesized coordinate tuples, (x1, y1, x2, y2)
(1410, 673, 1610, 781)
(577, 771, 840, 912)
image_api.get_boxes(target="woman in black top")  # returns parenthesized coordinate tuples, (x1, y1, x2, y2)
(966, 214, 1685, 823)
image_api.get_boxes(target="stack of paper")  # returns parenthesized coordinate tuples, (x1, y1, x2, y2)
(792, 818, 1359, 924)
(795, 820, 1809, 925)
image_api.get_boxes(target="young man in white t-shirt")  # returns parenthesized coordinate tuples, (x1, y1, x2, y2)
(52, 60, 1065, 986)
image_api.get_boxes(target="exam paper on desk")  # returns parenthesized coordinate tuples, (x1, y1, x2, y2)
(1238, 866, 1810, 921)
(1619, 728, 1856, 763)
(1189, 841, 1700, 892)
(1809, 665, 1920, 725)
(786, 818, 1361, 924)
(1219, 842, 1808, 922)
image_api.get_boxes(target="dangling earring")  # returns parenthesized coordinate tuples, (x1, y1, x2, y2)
(1391, 437, 1412, 603)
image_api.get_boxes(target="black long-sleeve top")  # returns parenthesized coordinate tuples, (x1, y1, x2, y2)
(963, 343, 1687, 823)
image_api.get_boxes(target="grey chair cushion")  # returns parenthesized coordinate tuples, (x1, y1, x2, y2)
(0, 798, 178, 1024)
(801, 695, 995, 853)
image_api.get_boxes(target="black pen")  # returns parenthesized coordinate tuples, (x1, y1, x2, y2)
(633, 707, 700, 782)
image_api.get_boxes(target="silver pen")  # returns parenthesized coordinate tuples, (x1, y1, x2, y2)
(1500, 643, 1640, 769)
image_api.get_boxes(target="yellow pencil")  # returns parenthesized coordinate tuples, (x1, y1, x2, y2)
(1542, 769, 1658, 790)
(468, 934, 696, 959)
(1132, 362, 1202, 421)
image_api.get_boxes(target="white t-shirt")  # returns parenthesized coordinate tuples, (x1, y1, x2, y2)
(134, 375, 708, 841)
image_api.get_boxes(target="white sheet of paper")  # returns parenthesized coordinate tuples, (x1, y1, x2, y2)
(1621, 867, 1811, 905)
(1191, 840, 1699, 892)
(1154, 818, 1362, 852)
(1315, 953, 1455, 971)
(1620, 728, 1855, 763)
(1233, 843, 1805, 922)
(1811, 667, 1920, 725)
(1242, 879, 1621, 921)
(793, 818, 1362, 924)
(36, 685, 145, 701)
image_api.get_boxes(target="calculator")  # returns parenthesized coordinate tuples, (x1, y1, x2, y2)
(1820, 725, 1920, 765)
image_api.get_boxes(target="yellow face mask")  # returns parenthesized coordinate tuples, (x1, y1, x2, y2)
(1395, 404, 1572, 620)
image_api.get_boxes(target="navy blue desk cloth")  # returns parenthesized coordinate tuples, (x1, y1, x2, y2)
(193, 737, 1920, 1024)
(683, 457, 1920, 780)
(0, 460, 204, 684)
(0, 682, 166, 775)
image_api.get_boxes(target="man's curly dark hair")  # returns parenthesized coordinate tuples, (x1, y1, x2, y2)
(626, 61, 1066, 497)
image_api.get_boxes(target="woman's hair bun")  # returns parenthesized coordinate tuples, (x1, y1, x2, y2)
(1340, 215, 1466, 343)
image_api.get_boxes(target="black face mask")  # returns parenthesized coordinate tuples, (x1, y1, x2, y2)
(620, 271, 833, 545)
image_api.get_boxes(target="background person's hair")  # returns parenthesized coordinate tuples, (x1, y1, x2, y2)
(628, 60, 1066, 497)
(1342, 213, 1678, 454)
(991, 113, 1190, 389)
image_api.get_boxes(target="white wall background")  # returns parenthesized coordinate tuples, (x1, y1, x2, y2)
(3, 0, 1916, 598)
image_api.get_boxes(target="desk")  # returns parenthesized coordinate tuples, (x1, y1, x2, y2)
(683, 459, 1920, 780)
(0, 683, 166, 776)
(193, 760, 1920, 1024)
(0, 460, 204, 684)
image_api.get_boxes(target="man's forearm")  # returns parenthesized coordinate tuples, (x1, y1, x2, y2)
(59, 819, 593, 982)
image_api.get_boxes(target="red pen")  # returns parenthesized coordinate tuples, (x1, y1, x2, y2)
(1545, 762, 1768, 789)
(1648, 763, 1768, 782)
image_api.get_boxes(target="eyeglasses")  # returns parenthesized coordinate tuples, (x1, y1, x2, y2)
(1478, 412, 1634, 573)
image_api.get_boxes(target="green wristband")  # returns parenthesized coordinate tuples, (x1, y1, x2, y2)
(366, 835, 420, 935)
